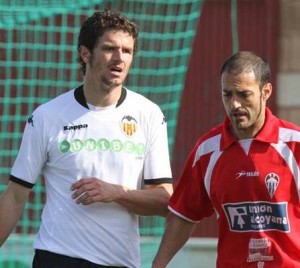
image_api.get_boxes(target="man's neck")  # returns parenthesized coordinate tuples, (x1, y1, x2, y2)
(83, 83, 122, 107)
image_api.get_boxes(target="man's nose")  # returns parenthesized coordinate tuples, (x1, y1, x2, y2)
(113, 49, 123, 60)
(230, 96, 241, 109)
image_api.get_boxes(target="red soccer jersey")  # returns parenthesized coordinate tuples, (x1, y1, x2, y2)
(169, 108, 300, 268)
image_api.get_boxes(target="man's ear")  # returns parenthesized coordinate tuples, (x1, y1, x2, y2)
(79, 45, 90, 64)
(262, 83, 272, 101)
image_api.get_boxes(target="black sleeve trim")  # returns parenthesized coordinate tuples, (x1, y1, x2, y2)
(144, 178, 172, 185)
(9, 175, 35, 189)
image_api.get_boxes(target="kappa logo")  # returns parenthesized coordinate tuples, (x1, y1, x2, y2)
(265, 173, 279, 198)
(27, 115, 34, 127)
(63, 124, 88, 131)
(120, 115, 138, 137)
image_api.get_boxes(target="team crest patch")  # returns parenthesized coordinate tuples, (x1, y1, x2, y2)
(265, 173, 279, 198)
(120, 115, 138, 137)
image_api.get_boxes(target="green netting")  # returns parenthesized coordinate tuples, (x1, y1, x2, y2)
(0, 0, 204, 267)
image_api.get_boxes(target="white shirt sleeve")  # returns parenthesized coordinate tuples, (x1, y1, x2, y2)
(143, 105, 172, 183)
(11, 108, 48, 184)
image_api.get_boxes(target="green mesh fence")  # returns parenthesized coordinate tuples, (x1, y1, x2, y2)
(0, 0, 204, 267)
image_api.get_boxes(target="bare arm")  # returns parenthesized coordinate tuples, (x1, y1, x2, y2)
(116, 183, 173, 216)
(152, 213, 196, 268)
(0, 181, 31, 246)
(70, 178, 173, 217)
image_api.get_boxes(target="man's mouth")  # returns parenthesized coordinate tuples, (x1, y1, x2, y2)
(232, 111, 247, 119)
(110, 66, 122, 73)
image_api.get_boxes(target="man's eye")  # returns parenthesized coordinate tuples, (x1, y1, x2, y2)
(123, 49, 132, 54)
(103, 46, 114, 51)
(239, 92, 251, 98)
(222, 92, 231, 97)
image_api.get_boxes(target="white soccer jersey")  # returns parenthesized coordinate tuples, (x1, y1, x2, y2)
(170, 108, 300, 268)
(11, 86, 172, 268)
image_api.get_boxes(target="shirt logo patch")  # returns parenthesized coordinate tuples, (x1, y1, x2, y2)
(265, 173, 279, 198)
(247, 238, 274, 263)
(120, 115, 137, 137)
(223, 201, 290, 232)
(235, 170, 259, 179)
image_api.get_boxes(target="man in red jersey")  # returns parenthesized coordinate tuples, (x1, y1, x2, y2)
(152, 51, 300, 268)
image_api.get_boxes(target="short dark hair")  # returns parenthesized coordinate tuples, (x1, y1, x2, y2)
(77, 9, 139, 75)
(220, 51, 270, 89)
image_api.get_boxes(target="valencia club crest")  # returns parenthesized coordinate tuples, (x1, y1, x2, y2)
(120, 115, 138, 137)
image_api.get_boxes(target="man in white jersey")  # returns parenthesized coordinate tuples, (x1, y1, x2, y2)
(0, 10, 173, 268)
(152, 51, 300, 268)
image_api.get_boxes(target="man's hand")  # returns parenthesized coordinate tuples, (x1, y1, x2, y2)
(70, 178, 125, 205)
(71, 177, 172, 216)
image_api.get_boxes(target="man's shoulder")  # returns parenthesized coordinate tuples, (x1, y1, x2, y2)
(125, 89, 162, 112)
(126, 89, 153, 102)
(34, 90, 74, 113)
(278, 118, 300, 132)
(200, 122, 224, 142)
(29, 90, 76, 125)
(192, 123, 224, 155)
(277, 118, 300, 142)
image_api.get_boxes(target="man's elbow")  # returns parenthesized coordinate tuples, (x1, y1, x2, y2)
(158, 185, 173, 217)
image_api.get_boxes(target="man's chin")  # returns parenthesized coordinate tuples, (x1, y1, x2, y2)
(233, 121, 249, 130)
(102, 79, 122, 89)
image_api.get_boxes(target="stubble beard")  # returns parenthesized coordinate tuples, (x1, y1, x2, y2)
(101, 76, 122, 92)
(89, 54, 123, 92)
(231, 99, 263, 137)
(232, 116, 249, 130)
